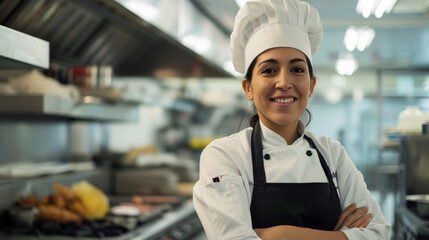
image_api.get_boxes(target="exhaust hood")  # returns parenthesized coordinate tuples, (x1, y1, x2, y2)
(0, 0, 233, 78)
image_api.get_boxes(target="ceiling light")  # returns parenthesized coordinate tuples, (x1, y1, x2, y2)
(335, 55, 358, 76)
(356, 0, 397, 18)
(356, 28, 375, 51)
(344, 26, 375, 52)
(344, 27, 359, 51)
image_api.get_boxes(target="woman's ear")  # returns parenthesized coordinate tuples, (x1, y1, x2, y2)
(242, 79, 253, 100)
(309, 76, 317, 97)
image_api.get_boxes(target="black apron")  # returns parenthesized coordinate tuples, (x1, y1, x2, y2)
(250, 121, 341, 230)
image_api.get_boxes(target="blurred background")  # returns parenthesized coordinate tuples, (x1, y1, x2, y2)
(0, 0, 429, 239)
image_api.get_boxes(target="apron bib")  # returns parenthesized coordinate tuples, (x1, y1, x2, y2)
(250, 121, 341, 230)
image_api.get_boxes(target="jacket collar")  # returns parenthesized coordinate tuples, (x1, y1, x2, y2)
(259, 120, 305, 148)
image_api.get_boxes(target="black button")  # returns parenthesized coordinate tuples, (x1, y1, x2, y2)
(263, 154, 271, 160)
(306, 150, 312, 156)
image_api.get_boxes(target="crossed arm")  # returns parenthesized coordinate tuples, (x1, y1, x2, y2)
(253, 203, 372, 240)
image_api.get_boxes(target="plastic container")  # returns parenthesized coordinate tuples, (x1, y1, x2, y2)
(397, 106, 425, 132)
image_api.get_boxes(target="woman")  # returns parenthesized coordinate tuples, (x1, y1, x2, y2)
(193, 0, 391, 239)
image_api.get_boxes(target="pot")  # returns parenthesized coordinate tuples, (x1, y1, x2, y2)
(406, 194, 429, 218)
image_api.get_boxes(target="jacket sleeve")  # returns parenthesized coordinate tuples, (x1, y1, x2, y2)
(193, 139, 261, 240)
(326, 139, 391, 240)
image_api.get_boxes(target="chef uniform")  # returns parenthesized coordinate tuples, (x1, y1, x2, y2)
(193, 0, 391, 239)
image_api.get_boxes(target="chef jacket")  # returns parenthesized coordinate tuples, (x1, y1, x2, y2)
(193, 120, 391, 240)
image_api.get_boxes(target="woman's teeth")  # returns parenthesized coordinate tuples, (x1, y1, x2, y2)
(273, 98, 294, 103)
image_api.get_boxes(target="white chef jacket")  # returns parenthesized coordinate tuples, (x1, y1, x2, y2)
(193, 120, 391, 240)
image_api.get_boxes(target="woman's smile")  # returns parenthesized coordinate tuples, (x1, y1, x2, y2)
(271, 96, 296, 104)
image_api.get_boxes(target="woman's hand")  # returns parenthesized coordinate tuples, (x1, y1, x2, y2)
(333, 203, 372, 231)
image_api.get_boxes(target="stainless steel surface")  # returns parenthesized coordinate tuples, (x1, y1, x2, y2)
(0, 25, 49, 69)
(399, 135, 429, 201)
(407, 195, 429, 218)
(0, 0, 230, 77)
(0, 95, 138, 122)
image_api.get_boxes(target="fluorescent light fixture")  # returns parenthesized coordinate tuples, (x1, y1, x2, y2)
(335, 55, 358, 76)
(235, 0, 250, 8)
(344, 26, 375, 52)
(356, 28, 375, 51)
(356, 0, 397, 18)
(344, 27, 359, 51)
(120, 0, 159, 21)
(181, 34, 211, 54)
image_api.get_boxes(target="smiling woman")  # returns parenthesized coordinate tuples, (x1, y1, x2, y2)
(192, 0, 391, 239)
(242, 48, 316, 144)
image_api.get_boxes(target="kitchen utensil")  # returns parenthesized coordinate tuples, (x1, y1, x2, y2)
(406, 194, 429, 218)
(8, 206, 39, 227)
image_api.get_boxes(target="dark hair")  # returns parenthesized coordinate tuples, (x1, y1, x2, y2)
(245, 55, 314, 127)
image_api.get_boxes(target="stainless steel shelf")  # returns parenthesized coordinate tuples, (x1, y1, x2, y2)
(0, 95, 139, 122)
(0, 25, 49, 69)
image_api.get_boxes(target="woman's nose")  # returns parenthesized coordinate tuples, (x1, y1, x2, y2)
(275, 72, 292, 89)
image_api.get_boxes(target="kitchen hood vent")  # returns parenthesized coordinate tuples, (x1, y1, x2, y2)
(0, 0, 231, 78)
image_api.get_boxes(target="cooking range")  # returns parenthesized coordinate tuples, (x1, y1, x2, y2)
(0, 199, 203, 240)
(395, 135, 429, 240)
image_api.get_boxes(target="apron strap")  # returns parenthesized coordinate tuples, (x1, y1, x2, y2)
(251, 121, 266, 184)
(303, 135, 339, 199)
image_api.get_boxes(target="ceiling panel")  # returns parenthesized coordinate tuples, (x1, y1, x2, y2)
(193, 0, 429, 71)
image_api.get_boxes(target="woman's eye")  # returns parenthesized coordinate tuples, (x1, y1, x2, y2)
(262, 68, 275, 74)
(292, 67, 304, 73)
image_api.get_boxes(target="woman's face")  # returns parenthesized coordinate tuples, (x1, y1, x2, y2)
(242, 47, 316, 129)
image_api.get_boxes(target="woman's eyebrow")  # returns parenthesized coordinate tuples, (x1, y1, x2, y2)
(258, 59, 278, 66)
(257, 58, 306, 67)
(289, 58, 306, 64)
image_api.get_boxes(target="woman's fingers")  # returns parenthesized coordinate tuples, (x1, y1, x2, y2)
(349, 213, 372, 228)
(342, 206, 369, 228)
(334, 203, 357, 231)
(334, 203, 373, 231)
(360, 215, 372, 228)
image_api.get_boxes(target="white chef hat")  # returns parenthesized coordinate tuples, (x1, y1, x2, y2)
(231, 0, 323, 74)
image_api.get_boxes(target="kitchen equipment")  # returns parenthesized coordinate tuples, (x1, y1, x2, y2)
(115, 169, 179, 195)
(8, 206, 39, 227)
(396, 135, 429, 239)
(1, 199, 203, 240)
(407, 195, 429, 218)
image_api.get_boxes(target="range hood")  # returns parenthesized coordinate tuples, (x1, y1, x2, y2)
(0, 0, 232, 78)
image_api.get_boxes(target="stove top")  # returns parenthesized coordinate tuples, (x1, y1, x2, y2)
(2, 219, 129, 238)
(0, 200, 202, 240)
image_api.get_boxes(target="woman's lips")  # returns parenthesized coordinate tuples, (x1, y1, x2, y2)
(271, 97, 295, 103)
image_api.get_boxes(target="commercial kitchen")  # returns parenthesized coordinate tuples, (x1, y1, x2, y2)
(0, 0, 429, 239)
